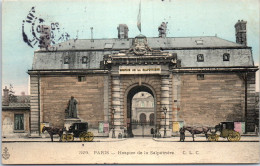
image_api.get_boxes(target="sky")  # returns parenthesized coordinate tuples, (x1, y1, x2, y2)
(2, 0, 260, 95)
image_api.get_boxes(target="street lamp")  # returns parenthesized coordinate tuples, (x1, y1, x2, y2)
(111, 108, 116, 138)
(163, 107, 167, 138)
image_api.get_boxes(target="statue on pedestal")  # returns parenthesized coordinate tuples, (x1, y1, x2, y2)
(65, 96, 78, 118)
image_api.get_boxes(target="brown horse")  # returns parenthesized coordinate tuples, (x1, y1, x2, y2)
(182, 126, 210, 141)
(42, 126, 63, 142)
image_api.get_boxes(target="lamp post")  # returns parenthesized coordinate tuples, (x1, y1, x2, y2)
(111, 108, 116, 138)
(163, 107, 167, 138)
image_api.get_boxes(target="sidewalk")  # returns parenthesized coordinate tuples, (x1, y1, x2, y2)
(1, 136, 127, 142)
(2, 135, 259, 142)
(153, 135, 260, 142)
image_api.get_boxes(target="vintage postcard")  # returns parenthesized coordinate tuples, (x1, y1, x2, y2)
(1, 0, 260, 164)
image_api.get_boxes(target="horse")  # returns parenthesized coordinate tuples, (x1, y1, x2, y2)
(42, 126, 63, 142)
(182, 126, 210, 141)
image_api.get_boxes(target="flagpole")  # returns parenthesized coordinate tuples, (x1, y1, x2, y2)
(137, 0, 141, 33)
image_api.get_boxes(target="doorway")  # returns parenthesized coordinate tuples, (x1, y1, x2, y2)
(126, 85, 156, 137)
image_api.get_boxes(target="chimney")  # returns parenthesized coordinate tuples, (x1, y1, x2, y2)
(158, 22, 167, 38)
(3, 86, 9, 106)
(117, 24, 129, 39)
(38, 25, 51, 49)
(235, 20, 247, 46)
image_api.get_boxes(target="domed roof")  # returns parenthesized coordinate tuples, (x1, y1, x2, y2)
(135, 34, 146, 38)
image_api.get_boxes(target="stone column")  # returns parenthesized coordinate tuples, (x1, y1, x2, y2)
(172, 74, 181, 135)
(160, 75, 171, 137)
(110, 76, 123, 137)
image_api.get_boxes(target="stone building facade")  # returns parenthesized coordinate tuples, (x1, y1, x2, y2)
(28, 20, 258, 137)
(2, 87, 30, 138)
(131, 92, 154, 123)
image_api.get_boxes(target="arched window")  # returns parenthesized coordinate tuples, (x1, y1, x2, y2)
(82, 56, 88, 64)
(64, 56, 69, 64)
(149, 113, 154, 126)
(140, 113, 146, 124)
(197, 54, 204, 62)
(141, 101, 144, 107)
(223, 53, 230, 61)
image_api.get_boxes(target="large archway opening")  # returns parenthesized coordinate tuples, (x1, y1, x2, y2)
(126, 85, 156, 137)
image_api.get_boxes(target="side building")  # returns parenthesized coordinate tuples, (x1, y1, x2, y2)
(28, 20, 258, 137)
(2, 87, 30, 138)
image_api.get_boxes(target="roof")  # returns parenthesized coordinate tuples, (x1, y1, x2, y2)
(31, 35, 255, 70)
(2, 103, 30, 110)
(2, 96, 30, 110)
(38, 36, 245, 52)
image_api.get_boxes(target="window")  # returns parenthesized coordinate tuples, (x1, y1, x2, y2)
(223, 53, 230, 61)
(195, 40, 203, 45)
(64, 56, 69, 64)
(197, 74, 204, 80)
(82, 56, 88, 64)
(141, 101, 144, 107)
(78, 76, 86, 82)
(14, 114, 24, 130)
(104, 43, 114, 49)
(197, 54, 204, 62)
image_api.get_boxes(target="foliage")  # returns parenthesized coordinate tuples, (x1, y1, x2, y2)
(9, 84, 17, 103)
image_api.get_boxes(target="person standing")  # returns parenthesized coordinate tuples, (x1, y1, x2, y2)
(179, 127, 185, 142)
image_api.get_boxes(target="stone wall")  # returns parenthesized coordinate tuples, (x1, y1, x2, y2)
(178, 73, 245, 127)
(246, 72, 256, 132)
(40, 75, 105, 128)
(2, 110, 30, 137)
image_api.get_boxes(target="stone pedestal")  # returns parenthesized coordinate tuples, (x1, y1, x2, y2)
(64, 118, 81, 130)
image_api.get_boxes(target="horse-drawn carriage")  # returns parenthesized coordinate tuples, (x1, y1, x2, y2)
(42, 122, 94, 142)
(61, 122, 94, 142)
(207, 122, 241, 142)
(180, 122, 241, 142)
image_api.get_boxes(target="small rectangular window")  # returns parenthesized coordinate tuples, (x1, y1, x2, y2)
(78, 76, 86, 82)
(82, 56, 88, 64)
(14, 114, 24, 130)
(197, 74, 204, 80)
(104, 43, 114, 49)
(223, 53, 230, 61)
(197, 54, 204, 62)
(195, 40, 203, 45)
(64, 56, 69, 64)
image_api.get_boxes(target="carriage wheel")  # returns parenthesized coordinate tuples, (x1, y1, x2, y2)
(66, 134, 74, 142)
(234, 132, 241, 142)
(61, 134, 74, 142)
(85, 132, 94, 142)
(79, 132, 88, 142)
(207, 134, 213, 142)
(227, 132, 240, 142)
(208, 134, 219, 142)
(61, 134, 67, 142)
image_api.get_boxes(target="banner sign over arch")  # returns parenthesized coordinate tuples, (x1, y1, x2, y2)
(119, 65, 161, 75)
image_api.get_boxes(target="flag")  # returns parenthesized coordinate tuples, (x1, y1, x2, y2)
(137, 0, 141, 32)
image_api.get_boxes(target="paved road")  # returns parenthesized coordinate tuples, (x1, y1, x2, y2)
(2, 138, 259, 164)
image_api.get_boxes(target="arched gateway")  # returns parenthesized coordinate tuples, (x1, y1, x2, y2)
(125, 84, 156, 137)
(104, 35, 177, 137)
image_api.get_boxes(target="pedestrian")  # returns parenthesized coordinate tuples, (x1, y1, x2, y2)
(179, 127, 185, 142)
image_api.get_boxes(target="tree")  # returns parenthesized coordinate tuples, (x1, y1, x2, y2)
(9, 84, 17, 103)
